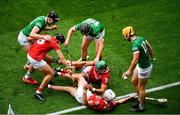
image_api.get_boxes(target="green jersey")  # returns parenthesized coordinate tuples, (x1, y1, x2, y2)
(22, 16, 46, 37)
(131, 36, 151, 69)
(75, 18, 104, 38)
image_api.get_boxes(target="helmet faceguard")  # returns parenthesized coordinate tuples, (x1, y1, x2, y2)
(55, 33, 65, 44)
(122, 26, 134, 40)
(102, 89, 116, 101)
(80, 23, 91, 35)
(95, 60, 108, 73)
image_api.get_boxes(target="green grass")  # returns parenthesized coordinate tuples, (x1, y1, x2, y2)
(71, 85, 180, 114)
(0, 0, 180, 114)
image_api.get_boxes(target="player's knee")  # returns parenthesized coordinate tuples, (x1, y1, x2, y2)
(49, 70, 54, 76)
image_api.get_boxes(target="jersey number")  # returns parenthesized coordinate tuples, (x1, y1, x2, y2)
(37, 39, 45, 44)
(141, 41, 147, 53)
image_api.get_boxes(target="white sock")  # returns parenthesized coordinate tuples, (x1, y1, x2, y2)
(139, 103, 144, 110)
(25, 71, 31, 79)
(36, 90, 42, 94)
(137, 95, 140, 101)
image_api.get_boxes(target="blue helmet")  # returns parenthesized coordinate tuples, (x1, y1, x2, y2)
(55, 33, 65, 43)
(47, 11, 59, 22)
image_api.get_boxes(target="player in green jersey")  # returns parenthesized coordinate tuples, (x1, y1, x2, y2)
(18, 11, 59, 83)
(64, 18, 105, 62)
(18, 11, 59, 69)
(122, 26, 154, 112)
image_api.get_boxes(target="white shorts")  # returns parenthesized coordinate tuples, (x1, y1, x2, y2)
(86, 90, 93, 99)
(27, 54, 46, 69)
(18, 31, 30, 46)
(75, 86, 84, 104)
(137, 64, 153, 79)
(85, 29, 105, 41)
(81, 66, 92, 80)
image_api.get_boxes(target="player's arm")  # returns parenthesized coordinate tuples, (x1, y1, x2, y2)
(95, 39, 104, 61)
(29, 26, 44, 39)
(64, 26, 77, 47)
(125, 51, 139, 76)
(114, 96, 134, 105)
(71, 61, 94, 67)
(56, 50, 69, 66)
(44, 25, 58, 30)
(146, 40, 154, 60)
(29, 26, 51, 40)
(93, 83, 107, 94)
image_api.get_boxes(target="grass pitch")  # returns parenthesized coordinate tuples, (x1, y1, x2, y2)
(0, 0, 180, 114)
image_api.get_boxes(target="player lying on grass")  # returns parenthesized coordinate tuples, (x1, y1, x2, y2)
(55, 60, 110, 94)
(22, 33, 70, 101)
(18, 11, 59, 69)
(48, 73, 135, 111)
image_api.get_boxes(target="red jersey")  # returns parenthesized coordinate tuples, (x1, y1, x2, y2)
(88, 94, 116, 111)
(87, 66, 110, 85)
(28, 36, 60, 61)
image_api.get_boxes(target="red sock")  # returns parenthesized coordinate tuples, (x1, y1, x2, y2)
(37, 87, 43, 93)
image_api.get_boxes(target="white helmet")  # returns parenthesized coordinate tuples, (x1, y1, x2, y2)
(102, 89, 116, 101)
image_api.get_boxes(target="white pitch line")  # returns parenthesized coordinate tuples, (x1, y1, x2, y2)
(47, 81, 180, 115)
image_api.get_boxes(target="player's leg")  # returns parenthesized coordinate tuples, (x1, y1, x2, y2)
(130, 67, 140, 109)
(34, 63, 54, 101)
(63, 73, 87, 87)
(22, 44, 31, 51)
(22, 64, 38, 85)
(138, 78, 148, 111)
(48, 85, 77, 97)
(74, 74, 87, 88)
(22, 54, 39, 84)
(80, 35, 92, 61)
(43, 54, 60, 65)
(131, 64, 152, 112)
(22, 44, 32, 69)
(18, 31, 32, 69)
(44, 55, 53, 65)
(94, 30, 105, 61)
(95, 39, 104, 61)
(80, 66, 91, 80)
(131, 67, 139, 95)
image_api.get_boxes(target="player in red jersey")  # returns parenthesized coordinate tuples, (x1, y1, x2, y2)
(23, 33, 70, 101)
(48, 73, 134, 111)
(78, 60, 110, 94)
(54, 60, 110, 94)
